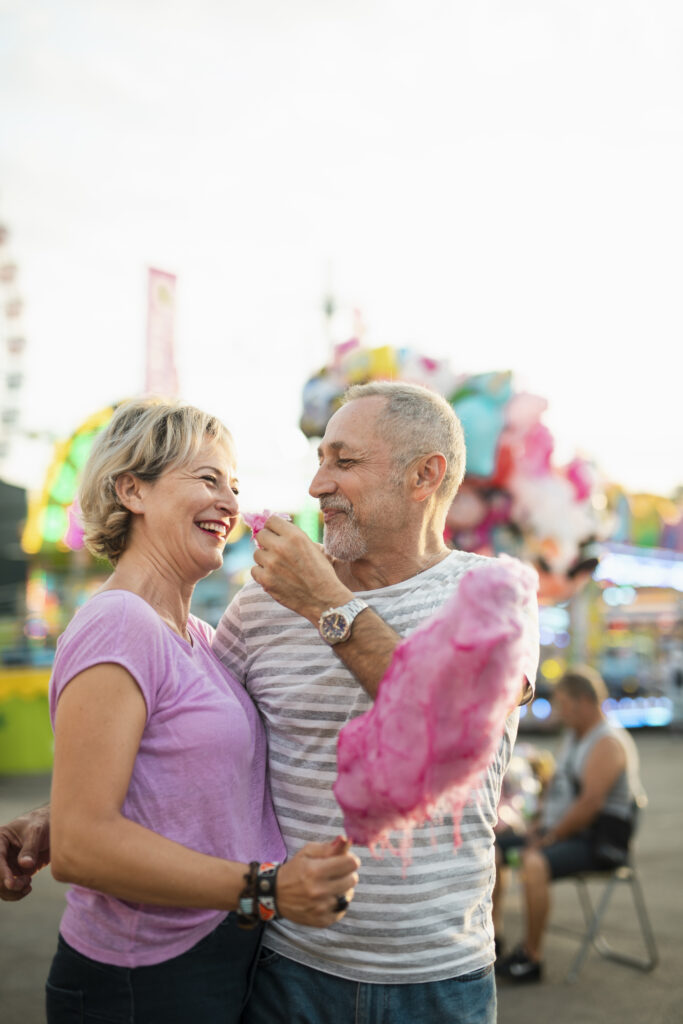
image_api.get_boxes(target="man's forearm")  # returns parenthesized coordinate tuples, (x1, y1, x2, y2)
(543, 794, 602, 844)
(329, 609, 402, 700)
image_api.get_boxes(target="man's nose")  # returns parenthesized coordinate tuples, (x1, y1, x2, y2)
(309, 464, 335, 499)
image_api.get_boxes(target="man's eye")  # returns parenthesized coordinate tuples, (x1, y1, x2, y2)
(337, 459, 353, 468)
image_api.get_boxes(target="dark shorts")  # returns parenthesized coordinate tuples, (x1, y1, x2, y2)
(46, 913, 263, 1023)
(496, 826, 598, 880)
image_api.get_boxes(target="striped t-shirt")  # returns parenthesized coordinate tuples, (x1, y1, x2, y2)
(213, 550, 539, 983)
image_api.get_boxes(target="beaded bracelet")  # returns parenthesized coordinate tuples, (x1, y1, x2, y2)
(236, 861, 260, 929)
(256, 861, 281, 922)
(236, 861, 282, 928)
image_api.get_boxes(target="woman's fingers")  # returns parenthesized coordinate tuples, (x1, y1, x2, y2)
(275, 841, 360, 927)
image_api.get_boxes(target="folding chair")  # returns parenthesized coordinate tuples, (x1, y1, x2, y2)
(559, 863, 658, 982)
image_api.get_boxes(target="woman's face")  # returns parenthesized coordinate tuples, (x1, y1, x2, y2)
(132, 436, 240, 582)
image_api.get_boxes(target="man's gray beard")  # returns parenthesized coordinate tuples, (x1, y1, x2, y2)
(322, 517, 368, 562)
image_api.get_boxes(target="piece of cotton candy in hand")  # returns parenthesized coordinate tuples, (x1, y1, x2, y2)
(242, 510, 292, 541)
(333, 555, 538, 861)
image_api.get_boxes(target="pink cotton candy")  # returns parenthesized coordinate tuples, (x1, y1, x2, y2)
(333, 556, 537, 860)
(242, 510, 292, 540)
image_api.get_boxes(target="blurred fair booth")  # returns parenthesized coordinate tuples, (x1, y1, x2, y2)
(1, 336, 682, 773)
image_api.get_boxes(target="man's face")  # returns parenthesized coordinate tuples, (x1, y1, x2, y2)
(310, 397, 410, 561)
(554, 689, 582, 730)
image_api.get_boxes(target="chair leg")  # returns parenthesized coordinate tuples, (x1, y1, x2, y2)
(566, 868, 659, 983)
(566, 874, 618, 982)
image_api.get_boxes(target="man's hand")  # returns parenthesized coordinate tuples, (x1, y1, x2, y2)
(0, 805, 51, 901)
(251, 516, 404, 699)
(251, 516, 352, 623)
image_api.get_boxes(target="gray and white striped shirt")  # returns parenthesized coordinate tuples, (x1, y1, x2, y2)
(213, 550, 539, 983)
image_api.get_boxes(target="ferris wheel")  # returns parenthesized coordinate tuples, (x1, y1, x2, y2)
(0, 220, 26, 475)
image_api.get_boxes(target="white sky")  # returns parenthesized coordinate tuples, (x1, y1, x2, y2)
(1, 0, 682, 508)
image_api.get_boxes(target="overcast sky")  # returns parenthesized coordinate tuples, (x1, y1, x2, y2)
(1, 0, 682, 508)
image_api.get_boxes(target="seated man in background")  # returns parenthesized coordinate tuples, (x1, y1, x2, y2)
(494, 665, 645, 983)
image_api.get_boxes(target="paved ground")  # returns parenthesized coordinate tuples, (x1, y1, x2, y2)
(0, 731, 680, 1023)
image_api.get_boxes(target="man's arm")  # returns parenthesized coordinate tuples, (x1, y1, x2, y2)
(250, 516, 535, 702)
(536, 735, 626, 846)
(249, 516, 404, 699)
(0, 804, 51, 901)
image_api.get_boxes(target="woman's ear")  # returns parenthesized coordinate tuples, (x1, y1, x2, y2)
(411, 453, 447, 502)
(115, 473, 145, 514)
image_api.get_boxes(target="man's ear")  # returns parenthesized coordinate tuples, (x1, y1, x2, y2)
(115, 473, 146, 514)
(411, 453, 447, 502)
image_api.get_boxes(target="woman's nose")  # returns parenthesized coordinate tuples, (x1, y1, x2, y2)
(217, 484, 239, 515)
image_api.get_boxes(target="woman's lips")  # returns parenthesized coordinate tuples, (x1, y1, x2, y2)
(195, 520, 228, 540)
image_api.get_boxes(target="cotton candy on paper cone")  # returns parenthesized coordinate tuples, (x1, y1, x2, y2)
(333, 555, 537, 860)
(242, 510, 292, 542)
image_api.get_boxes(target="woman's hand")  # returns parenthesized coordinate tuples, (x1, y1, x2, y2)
(275, 837, 360, 927)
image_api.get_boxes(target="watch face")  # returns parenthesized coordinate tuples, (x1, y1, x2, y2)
(322, 611, 350, 643)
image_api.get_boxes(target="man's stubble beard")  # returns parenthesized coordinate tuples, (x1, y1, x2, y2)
(322, 512, 369, 562)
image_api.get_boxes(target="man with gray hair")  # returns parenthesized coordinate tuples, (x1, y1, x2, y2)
(214, 381, 539, 1023)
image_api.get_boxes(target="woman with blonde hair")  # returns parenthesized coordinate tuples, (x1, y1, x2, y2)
(43, 397, 358, 1023)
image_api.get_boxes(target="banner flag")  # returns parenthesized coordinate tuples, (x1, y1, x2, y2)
(145, 268, 178, 396)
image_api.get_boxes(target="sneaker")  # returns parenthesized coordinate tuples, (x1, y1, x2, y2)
(496, 945, 543, 983)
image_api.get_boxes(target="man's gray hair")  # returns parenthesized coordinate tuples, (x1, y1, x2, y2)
(342, 381, 466, 504)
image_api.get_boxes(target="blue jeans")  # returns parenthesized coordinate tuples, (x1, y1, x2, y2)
(46, 914, 263, 1023)
(243, 947, 497, 1024)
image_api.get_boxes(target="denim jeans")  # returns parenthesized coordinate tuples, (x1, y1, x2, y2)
(46, 914, 263, 1023)
(243, 947, 497, 1024)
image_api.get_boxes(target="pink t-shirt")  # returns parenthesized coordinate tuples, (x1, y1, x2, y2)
(49, 590, 285, 968)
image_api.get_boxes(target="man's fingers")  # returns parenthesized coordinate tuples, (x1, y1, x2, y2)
(262, 515, 295, 538)
(5, 882, 32, 901)
(0, 866, 33, 900)
(17, 828, 43, 869)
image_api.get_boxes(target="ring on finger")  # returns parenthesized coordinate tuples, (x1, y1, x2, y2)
(334, 894, 349, 913)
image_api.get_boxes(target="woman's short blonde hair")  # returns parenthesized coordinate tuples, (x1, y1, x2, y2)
(79, 396, 233, 565)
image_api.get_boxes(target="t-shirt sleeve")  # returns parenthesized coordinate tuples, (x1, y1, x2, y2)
(212, 591, 248, 686)
(49, 593, 174, 726)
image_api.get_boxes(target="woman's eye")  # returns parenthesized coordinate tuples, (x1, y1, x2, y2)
(202, 475, 217, 485)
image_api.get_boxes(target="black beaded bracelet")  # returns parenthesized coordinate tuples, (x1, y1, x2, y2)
(257, 861, 281, 922)
(236, 861, 260, 929)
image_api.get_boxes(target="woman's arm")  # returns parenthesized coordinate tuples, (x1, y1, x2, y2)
(51, 663, 358, 925)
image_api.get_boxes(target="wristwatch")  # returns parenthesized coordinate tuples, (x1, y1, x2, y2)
(318, 598, 369, 645)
